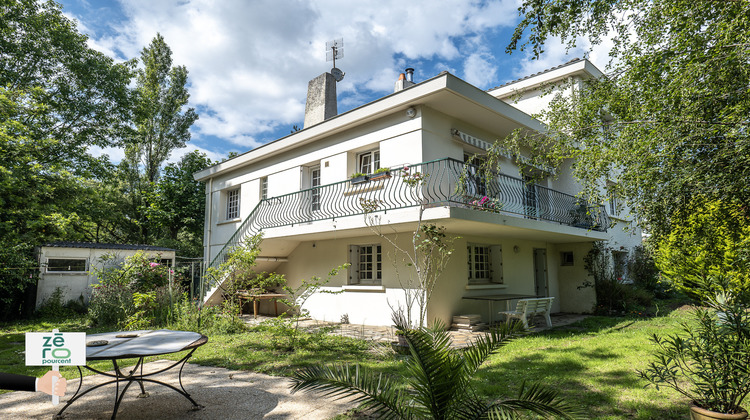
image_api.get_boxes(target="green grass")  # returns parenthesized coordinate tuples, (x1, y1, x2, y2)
(475, 310, 692, 419)
(0, 316, 401, 395)
(0, 307, 729, 419)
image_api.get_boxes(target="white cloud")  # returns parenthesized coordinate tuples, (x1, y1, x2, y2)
(88, 145, 127, 163)
(167, 146, 227, 165)
(463, 52, 497, 88)
(68, 0, 523, 156)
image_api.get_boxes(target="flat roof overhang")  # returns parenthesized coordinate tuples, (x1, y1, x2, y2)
(258, 206, 607, 245)
(194, 73, 546, 182)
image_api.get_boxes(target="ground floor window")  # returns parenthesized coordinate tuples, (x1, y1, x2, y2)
(467, 244, 502, 284)
(348, 244, 382, 285)
(46, 258, 87, 272)
(612, 250, 628, 282)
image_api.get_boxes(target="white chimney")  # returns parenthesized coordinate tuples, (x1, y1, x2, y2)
(304, 72, 337, 128)
(394, 67, 416, 92)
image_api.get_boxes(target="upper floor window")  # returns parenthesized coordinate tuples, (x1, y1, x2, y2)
(226, 188, 240, 219)
(357, 150, 380, 174)
(47, 258, 87, 272)
(348, 244, 382, 285)
(608, 189, 619, 216)
(260, 177, 268, 200)
(463, 153, 487, 196)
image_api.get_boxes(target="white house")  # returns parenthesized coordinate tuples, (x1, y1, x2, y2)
(194, 59, 641, 326)
(35, 242, 176, 308)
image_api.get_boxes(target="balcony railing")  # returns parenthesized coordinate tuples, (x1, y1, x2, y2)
(202, 158, 608, 298)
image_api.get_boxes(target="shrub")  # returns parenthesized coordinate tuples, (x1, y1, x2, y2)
(640, 289, 750, 414)
(36, 288, 87, 319)
(88, 251, 177, 328)
(581, 242, 626, 314)
(88, 282, 134, 326)
(169, 297, 246, 334)
(627, 245, 666, 296)
(655, 197, 750, 304)
(0, 243, 38, 321)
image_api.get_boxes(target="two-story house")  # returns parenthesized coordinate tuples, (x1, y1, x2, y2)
(193, 58, 640, 326)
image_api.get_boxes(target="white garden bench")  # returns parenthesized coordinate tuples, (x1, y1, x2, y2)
(498, 297, 554, 328)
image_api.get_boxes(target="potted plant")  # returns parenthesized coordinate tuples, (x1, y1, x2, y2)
(569, 203, 593, 228)
(349, 172, 368, 185)
(369, 167, 392, 181)
(639, 292, 750, 419)
(390, 310, 411, 354)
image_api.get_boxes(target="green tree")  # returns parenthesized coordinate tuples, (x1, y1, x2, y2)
(0, 0, 133, 319)
(147, 150, 212, 256)
(126, 33, 198, 184)
(123, 33, 198, 244)
(500, 0, 750, 240)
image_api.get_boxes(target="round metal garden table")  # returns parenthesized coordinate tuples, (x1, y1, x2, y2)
(55, 329, 208, 420)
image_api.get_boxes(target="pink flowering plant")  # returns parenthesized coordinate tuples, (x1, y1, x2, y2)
(89, 251, 178, 327)
(401, 165, 429, 188)
(466, 195, 502, 213)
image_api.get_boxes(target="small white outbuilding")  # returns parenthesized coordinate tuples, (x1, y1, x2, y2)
(35, 242, 176, 308)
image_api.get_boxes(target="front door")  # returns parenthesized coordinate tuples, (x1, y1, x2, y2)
(533, 248, 548, 297)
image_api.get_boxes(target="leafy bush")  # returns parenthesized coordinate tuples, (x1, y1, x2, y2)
(124, 286, 183, 330)
(581, 242, 626, 314)
(88, 282, 134, 326)
(272, 265, 347, 351)
(640, 289, 750, 414)
(169, 297, 246, 334)
(581, 242, 660, 315)
(627, 245, 667, 297)
(655, 198, 750, 304)
(0, 243, 39, 321)
(35, 288, 87, 319)
(88, 251, 177, 328)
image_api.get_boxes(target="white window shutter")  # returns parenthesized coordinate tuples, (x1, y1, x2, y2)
(348, 245, 360, 284)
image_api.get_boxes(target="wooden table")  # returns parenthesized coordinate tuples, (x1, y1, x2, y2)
(237, 292, 286, 318)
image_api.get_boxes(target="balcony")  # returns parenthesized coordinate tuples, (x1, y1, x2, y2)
(211, 158, 609, 271)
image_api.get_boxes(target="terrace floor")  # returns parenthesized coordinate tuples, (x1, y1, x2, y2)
(241, 312, 589, 348)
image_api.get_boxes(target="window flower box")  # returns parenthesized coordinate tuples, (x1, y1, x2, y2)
(369, 169, 391, 181)
(349, 173, 369, 185)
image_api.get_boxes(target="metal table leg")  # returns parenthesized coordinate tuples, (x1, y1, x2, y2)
(55, 349, 203, 419)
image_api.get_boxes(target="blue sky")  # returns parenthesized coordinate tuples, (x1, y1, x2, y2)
(58, 0, 610, 164)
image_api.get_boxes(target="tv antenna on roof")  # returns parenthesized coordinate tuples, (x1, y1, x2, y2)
(326, 38, 345, 82)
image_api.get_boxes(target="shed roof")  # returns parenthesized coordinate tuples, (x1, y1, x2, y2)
(42, 242, 175, 252)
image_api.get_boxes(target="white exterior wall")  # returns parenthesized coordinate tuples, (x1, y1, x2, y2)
(36, 247, 175, 308)
(493, 79, 579, 122)
(203, 111, 423, 264)
(273, 231, 599, 326)
(197, 63, 641, 324)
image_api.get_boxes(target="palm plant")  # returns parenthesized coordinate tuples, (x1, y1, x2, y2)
(289, 317, 579, 419)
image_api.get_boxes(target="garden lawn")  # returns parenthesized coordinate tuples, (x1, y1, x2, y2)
(1, 307, 730, 419)
(0, 317, 402, 396)
(475, 308, 695, 419)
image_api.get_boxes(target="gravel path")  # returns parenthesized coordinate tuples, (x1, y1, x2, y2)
(0, 361, 353, 420)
